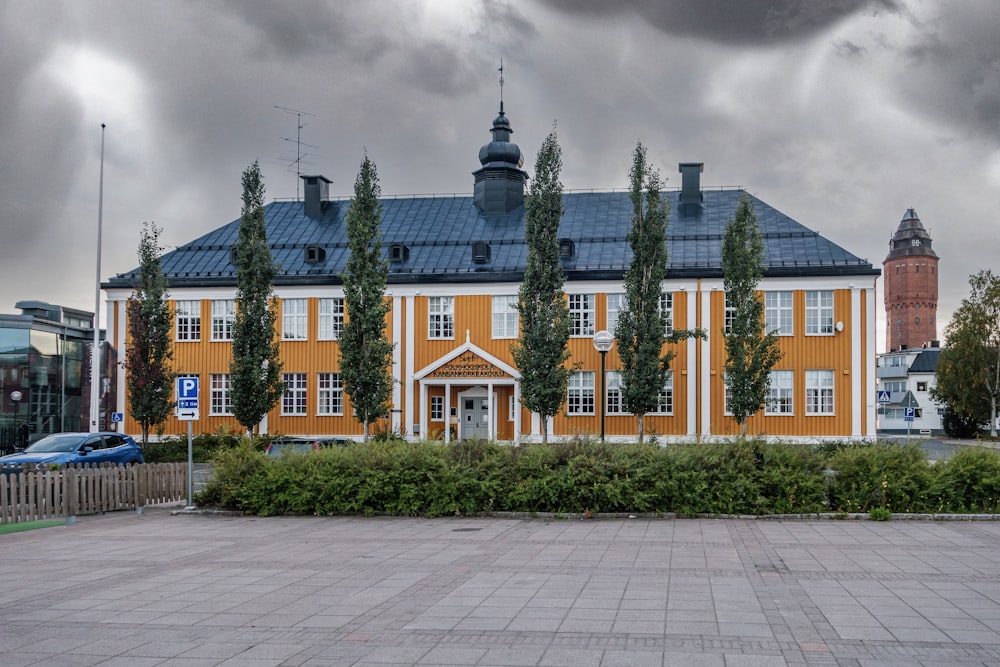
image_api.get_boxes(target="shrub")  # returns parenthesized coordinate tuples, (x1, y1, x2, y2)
(827, 443, 932, 513)
(930, 448, 1000, 513)
(142, 426, 245, 463)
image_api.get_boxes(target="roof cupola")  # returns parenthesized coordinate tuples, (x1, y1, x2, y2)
(473, 62, 528, 214)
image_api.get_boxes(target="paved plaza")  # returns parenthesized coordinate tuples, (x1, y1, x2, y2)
(2, 511, 1000, 666)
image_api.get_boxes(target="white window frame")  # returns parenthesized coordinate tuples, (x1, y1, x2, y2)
(281, 373, 308, 415)
(806, 370, 835, 415)
(318, 298, 344, 341)
(606, 371, 627, 415)
(653, 371, 674, 415)
(765, 370, 794, 415)
(607, 293, 626, 336)
(175, 300, 201, 341)
(317, 372, 343, 416)
(805, 291, 835, 335)
(764, 291, 793, 336)
(282, 298, 308, 341)
(569, 294, 595, 337)
(567, 371, 595, 415)
(209, 373, 233, 416)
(660, 293, 674, 336)
(211, 300, 235, 342)
(430, 395, 444, 421)
(492, 295, 519, 338)
(724, 294, 736, 334)
(428, 296, 455, 339)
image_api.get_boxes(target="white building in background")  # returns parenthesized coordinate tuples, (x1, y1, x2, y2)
(876, 341, 944, 435)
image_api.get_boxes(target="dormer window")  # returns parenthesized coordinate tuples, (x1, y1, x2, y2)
(559, 238, 575, 260)
(472, 241, 491, 264)
(304, 246, 326, 264)
(389, 243, 409, 262)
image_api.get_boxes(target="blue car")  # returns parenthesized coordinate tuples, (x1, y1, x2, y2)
(0, 432, 144, 469)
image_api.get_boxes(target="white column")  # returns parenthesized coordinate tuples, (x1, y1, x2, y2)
(487, 381, 495, 440)
(419, 380, 427, 441)
(513, 381, 522, 444)
(404, 295, 415, 437)
(701, 289, 713, 439)
(686, 289, 698, 437)
(444, 381, 452, 443)
(865, 283, 878, 439)
(851, 286, 863, 438)
(391, 296, 402, 434)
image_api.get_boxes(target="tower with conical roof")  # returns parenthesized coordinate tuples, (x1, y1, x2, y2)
(883, 208, 939, 351)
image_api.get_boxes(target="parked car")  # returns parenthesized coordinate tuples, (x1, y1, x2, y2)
(0, 432, 144, 470)
(265, 437, 351, 458)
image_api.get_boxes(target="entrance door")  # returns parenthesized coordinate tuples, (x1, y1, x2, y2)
(461, 397, 490, 439)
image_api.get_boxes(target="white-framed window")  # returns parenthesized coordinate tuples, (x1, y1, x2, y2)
(567, 371, 595, 415)
(282, 298, 308, 340)
(508, 395, 516, 421)
(660, 293, 674, 335)
(606, 371, 626, 415)
(607, 293, 626, 335)
(723, 374, 732, 415)
(654, 371, 674, 415)
(764, 291, 793, 336)
(175, 300, 201, 341)
(765, 370, 794, 415)
(428, 296, 454, 339)
(805, 291, 834, 335)
(492, 295, 519, 338)
(318, 298, 344, 341)
(317, 372, 343, 415)
(881, 380, 906, 393)
(281, 373, 307, 415)
(211, 300, 235, 341)
(430, 395, 444, 421)
(806, 370, 834, 414)
(209, 373, 233, 415)
(569, 294, 595, 337)
(879, 407, 923, 419)
(724, 294, 736, 334)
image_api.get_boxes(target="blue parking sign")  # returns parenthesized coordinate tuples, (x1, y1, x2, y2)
(177, 377, 199, 400)
(904, 407, 915, 422)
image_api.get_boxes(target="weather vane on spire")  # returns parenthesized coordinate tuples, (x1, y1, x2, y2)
(498, 58, 504, 113)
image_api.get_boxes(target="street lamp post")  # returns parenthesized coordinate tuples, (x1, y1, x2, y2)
(592, 330, 614, 442)
(10, 390, 23, 450)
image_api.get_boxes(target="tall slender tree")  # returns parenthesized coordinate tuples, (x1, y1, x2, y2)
(615, 142, 701, 443)
(721, 195, 782, 435)
(933, 270, 1000, 437)
(230, 161, 284, 434)
(512, 129, 570, 444)
(339, 152, 394, 441)
(126, 221, 175, 445)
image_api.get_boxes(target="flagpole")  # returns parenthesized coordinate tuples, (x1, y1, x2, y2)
(89, 123, 106, 432)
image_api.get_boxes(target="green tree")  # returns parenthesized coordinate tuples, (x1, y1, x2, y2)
(512, 129, 571, 444)
(721, 195, 782, 435)
(933, 269, 1000, 437)
(616, 142, 703, 443)
(339, 152, 394, 442)
(230, 161, 284, 434)
(125, 221, 175, 445)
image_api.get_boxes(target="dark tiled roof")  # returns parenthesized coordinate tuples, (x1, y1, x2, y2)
(908, 349, 941, 373)
(106, 188, 879, 289)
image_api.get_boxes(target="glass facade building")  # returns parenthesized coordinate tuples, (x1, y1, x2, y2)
(0, 301, 114, 454)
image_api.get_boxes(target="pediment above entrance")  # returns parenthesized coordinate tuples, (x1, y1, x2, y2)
(414, 335, 519, 381)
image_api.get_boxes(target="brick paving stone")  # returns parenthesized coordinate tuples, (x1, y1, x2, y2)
(3, 512, 1000, 666)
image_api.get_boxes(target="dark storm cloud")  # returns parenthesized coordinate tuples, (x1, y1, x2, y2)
(537, 0, 901, 44)
(0, 4, 89, 284)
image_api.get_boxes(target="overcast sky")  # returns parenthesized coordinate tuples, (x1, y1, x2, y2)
(2, 0, 998, 353)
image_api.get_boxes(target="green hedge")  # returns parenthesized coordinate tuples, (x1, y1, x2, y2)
(196, 439, 1000, 517)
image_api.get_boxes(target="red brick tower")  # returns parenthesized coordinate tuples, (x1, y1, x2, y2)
(883, 208, 939, 351)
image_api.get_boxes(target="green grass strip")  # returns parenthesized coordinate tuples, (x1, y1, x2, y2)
(0, 520, 65, 535)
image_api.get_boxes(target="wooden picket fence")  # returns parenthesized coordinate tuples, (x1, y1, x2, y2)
(0, 462, 187, 525)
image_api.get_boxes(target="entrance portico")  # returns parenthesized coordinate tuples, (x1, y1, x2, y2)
(414, 334, 520, 442)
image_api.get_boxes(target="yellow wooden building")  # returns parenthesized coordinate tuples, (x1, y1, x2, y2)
(103, 107, 880, 442)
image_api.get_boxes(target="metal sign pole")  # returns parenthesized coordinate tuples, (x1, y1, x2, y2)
(187, 420, 193, 509)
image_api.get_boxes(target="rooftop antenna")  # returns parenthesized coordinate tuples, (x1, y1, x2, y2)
(274, 105, 318, 200)
(498, 58, 504, 113)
